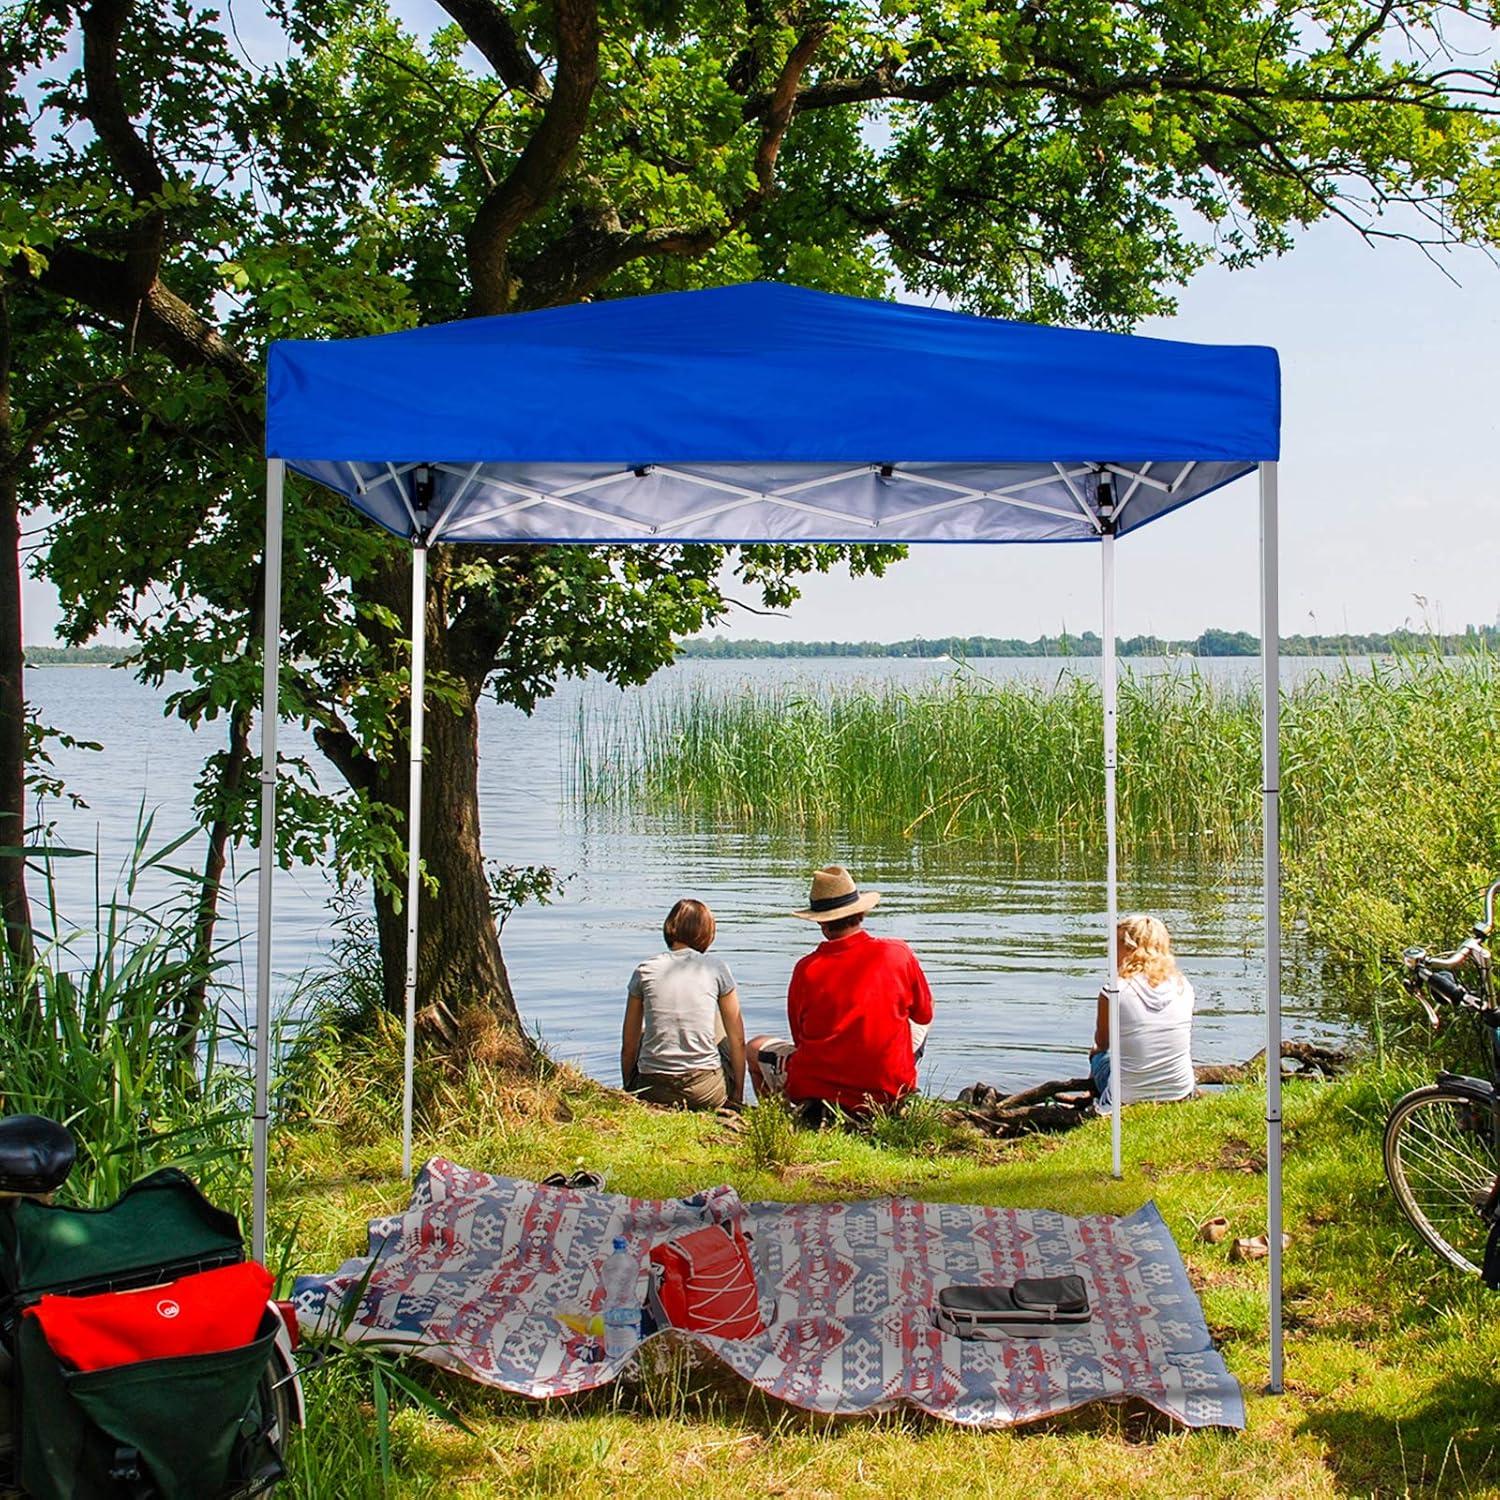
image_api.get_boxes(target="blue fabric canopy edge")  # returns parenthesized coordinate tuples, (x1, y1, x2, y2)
(265, 281, 1280, 468)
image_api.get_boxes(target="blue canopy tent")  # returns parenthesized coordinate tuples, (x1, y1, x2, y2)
(259, 281, 1285, 1384)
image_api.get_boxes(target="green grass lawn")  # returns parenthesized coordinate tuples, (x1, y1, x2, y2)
(274, 1065, 1500, 1498)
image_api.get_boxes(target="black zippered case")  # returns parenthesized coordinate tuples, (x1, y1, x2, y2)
(934, 1274, 1092, 1340)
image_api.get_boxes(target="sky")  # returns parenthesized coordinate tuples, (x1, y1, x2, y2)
(20, 4, 1500, 647)
(701, 226, 1500, 645)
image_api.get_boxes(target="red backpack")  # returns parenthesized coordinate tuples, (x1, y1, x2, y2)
(648, 1224, 764, 1340)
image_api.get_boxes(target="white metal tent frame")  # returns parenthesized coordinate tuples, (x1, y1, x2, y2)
(252, 456, 1283, 1392)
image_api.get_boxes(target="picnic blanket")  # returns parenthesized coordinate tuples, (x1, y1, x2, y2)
(293, 1158, 1243, 1429)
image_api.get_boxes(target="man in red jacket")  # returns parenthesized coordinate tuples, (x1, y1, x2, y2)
(748, 866, 933, 1113)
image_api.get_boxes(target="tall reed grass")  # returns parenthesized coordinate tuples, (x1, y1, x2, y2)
(575, 649, 1500, 976)
(0, 822, 250, 1207)
(0, 827, 459, 1490)
(576, 666, 1260, 852)
(1277, 650, 1500, 973)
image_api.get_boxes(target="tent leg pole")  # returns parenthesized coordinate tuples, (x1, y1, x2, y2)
(1102, 528, 1121, 1180)
(401, 541, 429, 1182)
(252, 459, 285, 1263)
(1260, 461, 1284, 1394)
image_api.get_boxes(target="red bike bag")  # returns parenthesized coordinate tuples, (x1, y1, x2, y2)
(23, 1259, 273, 1371)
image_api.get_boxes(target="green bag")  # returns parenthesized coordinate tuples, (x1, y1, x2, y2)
(16, 1312, 282, 1500)
(0, 1168, 241, 1300)
(2, 1169, 283, 1500)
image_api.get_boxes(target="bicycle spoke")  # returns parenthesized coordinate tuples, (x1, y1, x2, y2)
(1386, 1086, 1500, 1275)
(1401, 1143, 1489, 1201)
(1400, 1147, 1486, 1197)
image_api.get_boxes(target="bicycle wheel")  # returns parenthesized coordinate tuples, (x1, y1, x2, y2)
(229, 1356, 298, 1499)
(1384, 1083, 1500, 1275)
(264, 1358, 297, 1453)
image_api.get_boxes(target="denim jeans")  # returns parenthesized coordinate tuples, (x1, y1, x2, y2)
(1088, 1049, 1111, 1099)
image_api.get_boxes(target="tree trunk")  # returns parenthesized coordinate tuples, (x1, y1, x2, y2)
(0, 292, 33, 970)
(347, 549, 531, 1069)
(0, 469, 30, 965)
(175, 697, 254, 1059)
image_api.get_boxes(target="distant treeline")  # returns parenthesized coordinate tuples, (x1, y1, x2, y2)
(24, 645, 134, 665)
(27, 625, 1500, 667)
(679, 625, 1500, 660)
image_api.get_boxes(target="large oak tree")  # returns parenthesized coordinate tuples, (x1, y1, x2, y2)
(6, 0, 1500, 1061)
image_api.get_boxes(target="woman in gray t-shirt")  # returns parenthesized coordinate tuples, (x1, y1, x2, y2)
(623, 899, 746, 1110)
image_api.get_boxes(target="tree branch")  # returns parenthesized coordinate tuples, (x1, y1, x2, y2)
(743, 58, 1495, 122)
(79, 0, 165, 296)
(465, 0, 599, 316)
(22, 243, 257, 406)
(312, 718, 377, 794)
(843, 202, 949, 265)
(434, 0, 547, 100)
(4, 377, 128, 475)
(749, 23, 830, 200)
(1345, 0, 1400, 58)
(514, 24, 829, 306)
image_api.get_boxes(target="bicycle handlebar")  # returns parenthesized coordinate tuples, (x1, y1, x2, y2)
(1420, 944, 1479, 973)
(1404, 952, 1500, 1028)
(1480, 879, 1500, 938)
(1427, 968, 1469, 1006)
(1399, 879, 1500, 1029)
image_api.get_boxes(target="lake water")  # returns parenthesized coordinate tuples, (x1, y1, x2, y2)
(24, 657, 1352, 1096)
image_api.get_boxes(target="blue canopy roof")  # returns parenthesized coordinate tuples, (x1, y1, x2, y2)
(265, 282, 1279, 545)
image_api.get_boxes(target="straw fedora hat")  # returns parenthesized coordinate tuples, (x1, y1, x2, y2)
(792, 865, 882, 923)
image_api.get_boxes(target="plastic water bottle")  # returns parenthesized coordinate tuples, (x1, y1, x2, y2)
(601, 1236, 640, 1359)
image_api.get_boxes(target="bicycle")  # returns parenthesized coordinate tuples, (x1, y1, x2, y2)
(1383, 878, 1500, 1283)
(0, 1114, 304, 1498)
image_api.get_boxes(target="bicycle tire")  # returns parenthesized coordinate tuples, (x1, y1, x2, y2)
(239, 1353, 298, 1499)
(1384, 1082, 1500, 1276)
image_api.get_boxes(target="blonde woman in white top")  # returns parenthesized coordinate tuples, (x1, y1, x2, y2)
(1089, 914, 1196, 1111)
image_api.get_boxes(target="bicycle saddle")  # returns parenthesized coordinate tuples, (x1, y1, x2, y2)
(0, 1114, 76, 1195)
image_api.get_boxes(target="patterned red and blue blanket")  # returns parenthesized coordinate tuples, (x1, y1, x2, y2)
(293, 1158, 1243, 1429)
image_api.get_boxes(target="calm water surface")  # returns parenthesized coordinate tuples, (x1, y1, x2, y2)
(25, 657, 1353, 1095)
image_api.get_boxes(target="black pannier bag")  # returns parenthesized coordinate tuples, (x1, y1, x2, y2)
(0, 1168, 285, 1500)
(934, 1274, 1092, 1340)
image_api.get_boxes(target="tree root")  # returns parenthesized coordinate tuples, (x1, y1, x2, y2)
(951, 1041, 1349, 1139)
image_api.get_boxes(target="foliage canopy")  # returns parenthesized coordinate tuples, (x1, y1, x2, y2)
(5, 0, 1500, 1026)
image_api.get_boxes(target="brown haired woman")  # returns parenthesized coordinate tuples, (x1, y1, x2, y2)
(622, 899, 746, 1110)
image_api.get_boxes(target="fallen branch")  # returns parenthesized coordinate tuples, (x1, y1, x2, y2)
(1193, 1041, 1347, 1084)
(996, 1077, 1095, 1112)
(951, 1042, 1349, 1140)
(956, 1077, 1093, 1111)
(953, 1079, 1096, 1140)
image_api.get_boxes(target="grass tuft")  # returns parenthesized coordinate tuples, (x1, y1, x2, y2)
(741, 1095, 802, 1174)
(864, 1094, 968, 1156)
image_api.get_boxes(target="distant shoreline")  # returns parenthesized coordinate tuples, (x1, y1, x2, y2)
(24, 624, 1498, 667)
(24, 646, 134, 667)
(679, 626, 1499, 660)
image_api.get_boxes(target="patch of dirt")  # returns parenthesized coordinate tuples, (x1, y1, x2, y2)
(1189, 1260, 1255, 1291)
(1213, 1136, 1266, 1173)
(773, 1160, 869, 1192)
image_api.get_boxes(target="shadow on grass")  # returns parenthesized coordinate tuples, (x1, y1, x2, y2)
(1299, 1365, 1500, 1496)
(422, 1342, 1196, 1448)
